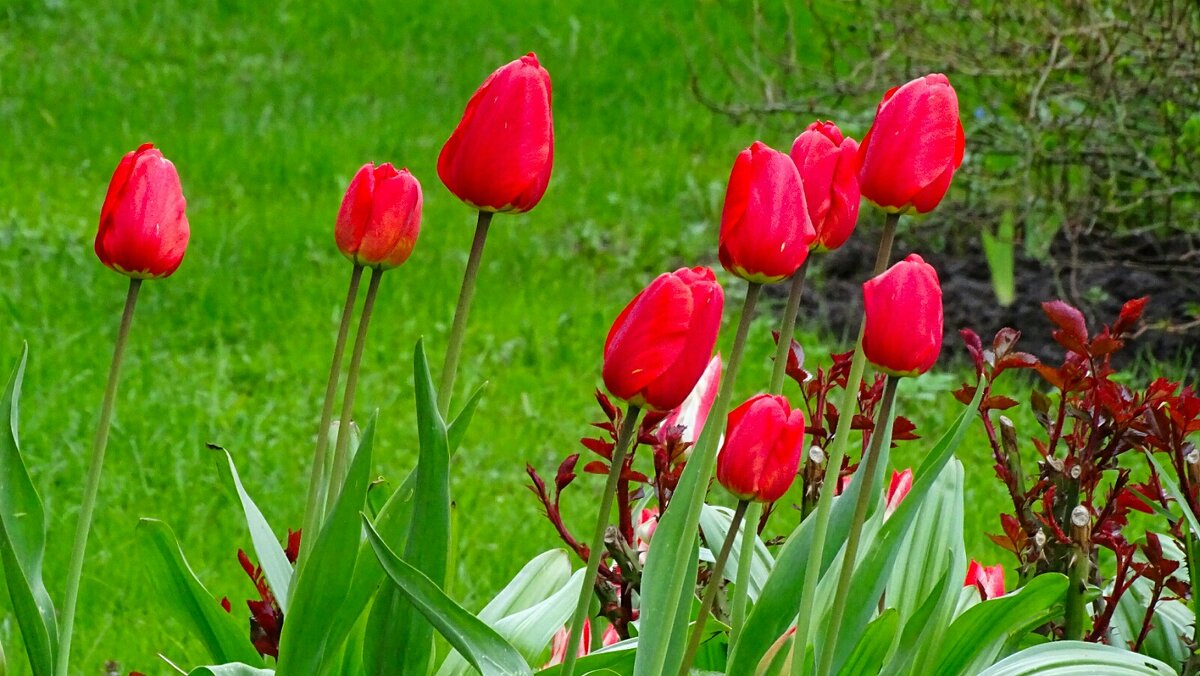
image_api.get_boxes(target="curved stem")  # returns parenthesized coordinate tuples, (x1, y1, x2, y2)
(438, 210, 493, 416)
(790, 211, 897, 676)
(57, 278, 142, 676)
(679, 499, 750, 675)
(560, 405, 642, 676)
(817, 376, 899, 676)
(299, 264, 363, 563)
(326, 267, 383, 512)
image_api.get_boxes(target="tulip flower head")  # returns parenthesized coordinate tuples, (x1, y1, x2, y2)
(655, 355, 722, 446)
(335, 163, 423, 269)
(603, 267, 724, 412)
(862, 254, 944, 377)
(858, 74, 965, 214)
(965, 560, 1006, 600)
(438, 53, 554, 214)
(718, 141, 815, 283)
(884, 468, 913, 519)
(95, 143, 190, 279)
(716, 394, 806, 503)
(790, 121, 861, 252)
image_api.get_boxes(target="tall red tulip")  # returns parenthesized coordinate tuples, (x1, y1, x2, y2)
(718, 141, 815, 283)
(95, 143, 189, 279)
(790, 121, 860, 252)
(603, 267, 724, 412)
(858, 74, 965, 214)
(335, 163, 423, 269)
(437, 53, 554, 214)
(965, 560, 1006, 600)
(716, 394, 806, 503)
(862, 253, 943, 377)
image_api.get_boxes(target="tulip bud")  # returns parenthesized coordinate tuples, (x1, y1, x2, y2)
(718, 141, 815, 283)
(95, 143, 190, 279)
(884, 468, 913, 518)
(603, 267, 724, 412)
(862, 254, 943, 377)
(858, 74, 965, 214)
(790, 121, 861, 252)
(545, 619, 592, 667)
(437, 53, 554, 214)
(335, 163, 422, 269)
(964, 560, 1006, 600)
(655, 355, 722, 446)
(716, 394, 806, 503)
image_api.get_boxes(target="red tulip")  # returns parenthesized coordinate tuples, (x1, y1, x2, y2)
(603, 267, 724, 412)
(335, 163, 423, 269)
(885, 468, 913, 519)
(655, 355, 722, 446)
(790, 121, 861, 252)
(95, 143, 189, 279)
(858, 74, 965, 214)
(544, 619, 621, 667)
(965, 560, 1006, 600)
(716, 394, 806, 503)
(437, 53, 553, 214)
(718, 141, 815, 283)
(862, 254, 943, 377)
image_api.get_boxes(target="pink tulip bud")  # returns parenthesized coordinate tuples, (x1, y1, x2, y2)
(858, 74, 965, 214)
(438, 53, 554, 213)
(965, 560, 1006, 600)
(335, 163, 422, 269)
(884, 468, 913, 519)
(95, 144, 190, 279)
(655, 355, 722, 446)
(862, 254, 943, 377)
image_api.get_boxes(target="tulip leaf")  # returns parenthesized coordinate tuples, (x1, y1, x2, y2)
(929, 573, 1069, 676)
(275, 412, 376, 676)
(136, 519, 264, 667)
(478, 549, 573, 624)
(976, 640, 1175, 675)
(216, 446, 292, 615)
(363, 340, 452, 675)
(187, 665, 276, 676)
(537, 638, 638, 676)
(823, 382, 983, 674)
(447, 382, 486, 455)
(1112, 576, 1192, 667)
(838, 608, 898, 676)
(0, 345, 58, 676)
(363, 515, 532, 676)
(699, 503, 773, 600)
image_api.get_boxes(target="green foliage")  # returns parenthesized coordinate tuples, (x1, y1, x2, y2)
(0, 347, 57, 676)
(977, 641, 1175, 675)
(216, 447, 293, 615)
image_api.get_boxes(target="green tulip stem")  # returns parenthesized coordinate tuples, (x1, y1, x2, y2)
(729, 261, 810, 648)
(326, 266, 383, 512)
(57, 277, 142, 676)
(438, 210, 494, 416)
(817, 375, 899, 676)
(679, 499, 751, 676)
(561, 405, 642, 676)
(790, 211, 898, 676)
(299, 263, 363, 564)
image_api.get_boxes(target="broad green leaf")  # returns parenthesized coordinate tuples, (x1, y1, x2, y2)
(0, 345, 57, 676)
(699, 504, 773, 600)
(216, 447, 292, 614)
(1111, 576, 1192, 667)
(930, 573, 1069, 676)
(478, 549, 572, 624)
(364, 340, 451, 675)
(437, 569, 585, 675)
(977, 641, 1175, 675)
(136, 519, 264, 667)
(187, 664, 275, 675)
(821, 383, 984, 674)
(363, 515, 532, 676)
(538, 638, 638, 676)
(276, 413, 377, 676)
(838, 608, 898, 676)
(1144, 451, 1200, 537)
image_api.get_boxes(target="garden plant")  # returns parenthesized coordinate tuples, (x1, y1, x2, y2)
(0, 42, 1196, 676)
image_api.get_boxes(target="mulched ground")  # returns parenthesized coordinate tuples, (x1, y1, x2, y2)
(786, 221, 1199, 378)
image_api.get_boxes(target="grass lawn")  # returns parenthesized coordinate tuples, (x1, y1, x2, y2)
(1, 1, 1019, 671)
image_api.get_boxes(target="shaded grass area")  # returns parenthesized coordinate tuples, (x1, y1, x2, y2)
(0, 0, 1030, 671)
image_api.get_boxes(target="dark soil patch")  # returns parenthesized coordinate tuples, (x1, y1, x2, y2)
(787, 221, 1200, 378)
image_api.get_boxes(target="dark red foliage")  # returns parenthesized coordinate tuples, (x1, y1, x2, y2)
(221, 529, 301, 659)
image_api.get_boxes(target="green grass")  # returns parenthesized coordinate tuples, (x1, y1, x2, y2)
(0, 0, 1024, 672)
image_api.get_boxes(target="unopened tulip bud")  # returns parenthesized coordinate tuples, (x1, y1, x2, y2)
(335, 163, 422, 269)
(964, 560, 1006, 600)
(95, 143, 190, 279)
(790, 121, 861, 252)
(862, 254, 944, 377)
(716, 394, 806, 503)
